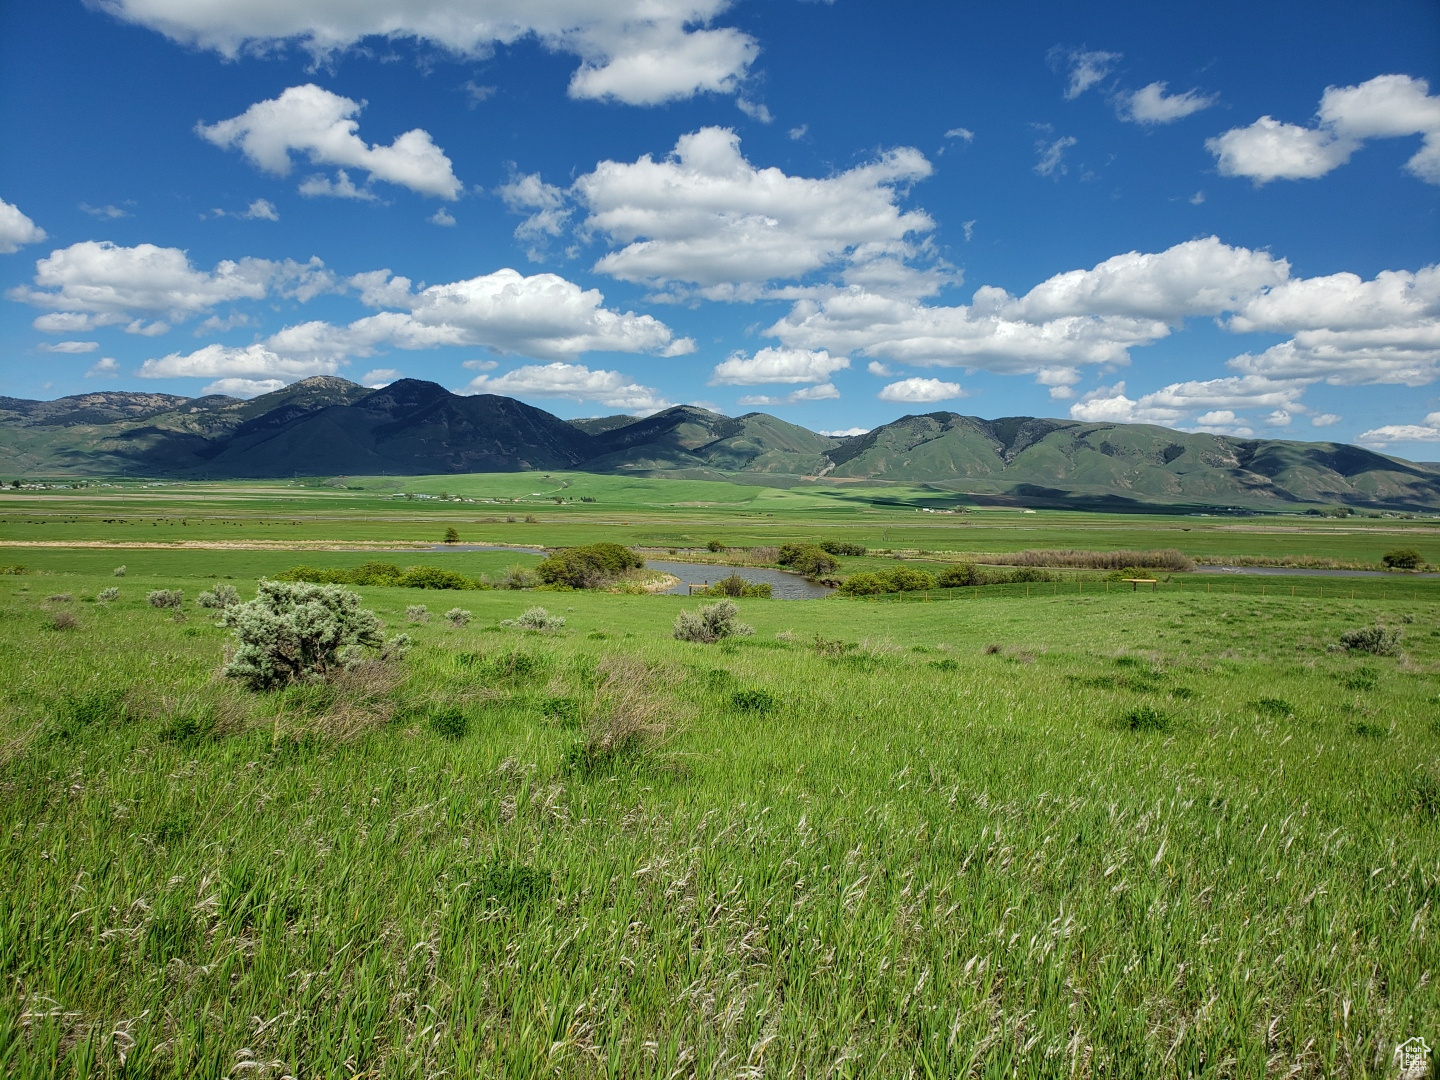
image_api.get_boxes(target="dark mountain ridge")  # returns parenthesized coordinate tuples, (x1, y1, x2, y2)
(2, 378, 1437, 510)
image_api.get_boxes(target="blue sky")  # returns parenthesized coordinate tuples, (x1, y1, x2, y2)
(1, 1, 1437, 452)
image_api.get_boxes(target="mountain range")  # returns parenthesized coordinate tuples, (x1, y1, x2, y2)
(4, 376, 1439, 511)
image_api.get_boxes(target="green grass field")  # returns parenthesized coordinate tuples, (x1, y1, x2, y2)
(1, 477, 1438, 1077)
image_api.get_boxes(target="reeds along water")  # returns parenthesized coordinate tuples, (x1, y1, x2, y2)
(975, 548, 1195, 571)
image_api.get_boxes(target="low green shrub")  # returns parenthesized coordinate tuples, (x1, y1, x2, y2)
(429, 705, 469, 739)
(471, 862, 551, 912)
(197, 584, 240, 610)
(279, 562, 486, 590)
(1122, 706, 1170, 732)
(819, 540, 866, 556)
(673, 600, 753, 643)
(147, 589, 183, 610)
(936, 563, 982, 587)
(97, 586, 119, 603)
(503, 606, 565, 632)
(696, 573, 772, 599)
(1252, 697, 1295, 717)
(444, 607, 471, 628)
(1339, 625, 1402, 656)
(730, 688, 777, 713)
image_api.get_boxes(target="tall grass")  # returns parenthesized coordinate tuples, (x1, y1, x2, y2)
(0, 567, 1437, 1075)
(976, 547, 1196, 570)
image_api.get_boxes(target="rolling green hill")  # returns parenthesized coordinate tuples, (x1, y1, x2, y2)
(3, 378, 1439, 510)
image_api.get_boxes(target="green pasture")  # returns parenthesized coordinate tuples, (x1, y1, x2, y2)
(5, 473, 1440, 569)
(1, 546, 1439, 1076)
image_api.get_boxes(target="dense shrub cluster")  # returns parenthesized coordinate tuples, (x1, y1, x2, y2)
(534, 543, 643, 589)
(279, 561, 485, 590)
(502, 606, 566, 631)
(147, 589, 183, 610)
(673, 600, 754, 643)
(1382, 547, 1423, 570)
(777, 544, 840, 579)
(839, 562, 1057, 595)
(220, 580, 400, 691)
(695, 573, 772, 599)
(819, 540, 867, 556)
(1340, 624, 1403, 656)
(197, 584, 240, 610)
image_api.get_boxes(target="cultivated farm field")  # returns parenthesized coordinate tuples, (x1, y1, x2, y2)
(1, 477, 1438, 1077)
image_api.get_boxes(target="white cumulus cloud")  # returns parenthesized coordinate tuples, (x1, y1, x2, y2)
(820, 426, 868, 437)
(138, 266, 687, 384)
(573, 127, 934, 299)
(8, 241, 337, 329)
(1357, 413, 1440, 445)
(465, 361, 669, 412)
(737, 383, 840, 406)
(198, 85, 462, 199)
(85, 357, 121, 378)
(710, 346, 848, 385)
(1119, 81, 1217, 125)
(878, 377, 963, 404)
(361, 368, 401, 386)
(1208, 74, 1440, 185)
(96, 0, 758, 107)
(201, 377, 287, 398)
(1311, 413, 1341, 428)
(0, 198, 46, 254)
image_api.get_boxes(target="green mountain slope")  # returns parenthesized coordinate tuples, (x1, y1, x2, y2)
(827, 412, 1440, 510)
(4, 384, 1440, 510)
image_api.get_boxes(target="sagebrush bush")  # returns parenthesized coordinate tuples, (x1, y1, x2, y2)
(1340, 624, 1403, 656)
(219, 580, 392, 691)
(444, 607, 471, 628)
(97, 587, 119, 603)
(506, 606, 565, 631)
(147, 589, 183, 610)
(673, 600, 754, 643)
(197, 584, 240, 610)
(49, 610, 79, 631)
(406, 604, 430, 624)
(113, 565, 126, 577)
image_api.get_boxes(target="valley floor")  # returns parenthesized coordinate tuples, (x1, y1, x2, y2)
(1, 480, 1437, 1076)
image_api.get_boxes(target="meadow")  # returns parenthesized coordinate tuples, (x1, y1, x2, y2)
(1, 475, 1438, 1077)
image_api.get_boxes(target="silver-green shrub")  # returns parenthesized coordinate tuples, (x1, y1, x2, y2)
(1340, 624, 1403, 656)
(503, 606, 565, 631)
(113, 565, 126, 577)
(219, 580, 387, 691)
(97, 587, 119, 603)
(673, 599, 754, 643)
(406, 604, 430, 624)
(197, 583, 241, 610)
(147, 589, 183, 610)
(444, 607, 471, 628)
